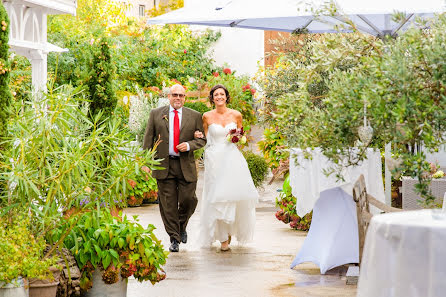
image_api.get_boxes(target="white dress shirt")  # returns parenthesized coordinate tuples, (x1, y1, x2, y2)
(169, 105, 190, 156)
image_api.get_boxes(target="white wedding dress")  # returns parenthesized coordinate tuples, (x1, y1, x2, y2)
(199, 122, 259, 246)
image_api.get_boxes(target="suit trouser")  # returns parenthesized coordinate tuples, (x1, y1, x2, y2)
(156, 158, 198, 243)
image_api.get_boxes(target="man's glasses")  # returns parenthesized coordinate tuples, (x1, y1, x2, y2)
(171, 93, 186, 98)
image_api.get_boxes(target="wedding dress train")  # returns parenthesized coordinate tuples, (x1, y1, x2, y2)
(199, 122, 259, 246)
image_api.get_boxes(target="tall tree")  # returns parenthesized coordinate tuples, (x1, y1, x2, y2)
(87, 37, 117, 121)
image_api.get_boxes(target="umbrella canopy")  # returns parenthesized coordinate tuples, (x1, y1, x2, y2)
(147, 0, 446, 37)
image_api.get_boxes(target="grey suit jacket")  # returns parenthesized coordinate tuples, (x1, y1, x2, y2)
(142, 105, 206, 182)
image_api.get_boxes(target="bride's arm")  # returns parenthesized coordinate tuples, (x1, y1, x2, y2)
(236, 111, 243, 129)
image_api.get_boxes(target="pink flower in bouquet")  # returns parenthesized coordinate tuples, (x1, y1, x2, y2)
(183, 49, 187, 54)
(251, 88, 256, 95)
(226, 127, 247, 144)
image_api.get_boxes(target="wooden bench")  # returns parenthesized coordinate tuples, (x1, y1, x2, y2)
(346, 174, 402, 285)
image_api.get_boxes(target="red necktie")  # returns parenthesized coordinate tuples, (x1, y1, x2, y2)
(173, 110, 180, 153)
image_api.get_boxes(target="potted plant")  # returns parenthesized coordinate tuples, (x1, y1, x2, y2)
(274, 175, 312, 231)
(127, 166, 158, 206)
(62, 210, 167, 296)
(0, 214, 56, 297)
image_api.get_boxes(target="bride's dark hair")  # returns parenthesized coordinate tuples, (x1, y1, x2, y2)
(209, 84, 231, 105)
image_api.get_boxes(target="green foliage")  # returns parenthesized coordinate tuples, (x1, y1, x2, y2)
(0, 86, 161, 256)
(275, 175, 312, 231)
(258, 15, 446, 205)
(87, 38, 117, 120)
(62, 210, 167, 290)
(0, 215, 56, 283)
(207, 71, 256, 127)
(127, 166, 158, 205)
(0, 3, 12, 142)
(275, 191, 312, 231)
(243, 151, 268, 188)
(138, 26, 220, 88)
(257, 127, 289, 171)
(48, 4, 221, 94)
(9, 55, 31, 103)
(183, 101, 211, 115)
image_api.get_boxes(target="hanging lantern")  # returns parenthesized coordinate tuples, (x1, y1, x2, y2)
(358, 102, 373, 146)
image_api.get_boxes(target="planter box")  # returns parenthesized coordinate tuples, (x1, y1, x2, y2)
(402, 177, 445, 209)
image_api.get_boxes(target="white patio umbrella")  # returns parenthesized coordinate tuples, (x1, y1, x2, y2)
(147, 0, 446, 37)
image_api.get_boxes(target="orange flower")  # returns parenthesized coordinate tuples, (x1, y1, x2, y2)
(251, 89, 256, 95)
(213, 72, 219, 77)
(223, 68, 232, 75)
(141, 166, 151, 174)
(128, 179, 137, 188)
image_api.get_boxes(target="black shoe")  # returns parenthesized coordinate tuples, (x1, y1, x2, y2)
(169, 239, 179, 252)
(180, 231, 187, 244)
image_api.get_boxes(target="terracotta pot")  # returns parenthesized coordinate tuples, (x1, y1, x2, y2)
(29, 267, 60, 297)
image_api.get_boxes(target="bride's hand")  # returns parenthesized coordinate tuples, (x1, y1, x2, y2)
(194, 130, 204, 139)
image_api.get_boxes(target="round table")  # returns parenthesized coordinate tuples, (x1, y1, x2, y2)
(357, 209, 446, 297)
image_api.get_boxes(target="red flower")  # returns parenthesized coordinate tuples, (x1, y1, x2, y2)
(231, 136, 239, 143)
(223, 68, 232, 75)
(229, 128, 237, 134)
(183, 49, 187, 54)
(251, 89, 256, 95)
(213, 72, 219, 77)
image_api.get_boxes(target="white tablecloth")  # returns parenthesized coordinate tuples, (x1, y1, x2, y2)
(290, 187, 359, 274)
(290, 148, 385, 217)
(357, 210, 446, 297)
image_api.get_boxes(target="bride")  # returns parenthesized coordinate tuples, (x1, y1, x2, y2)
(196, 84, 259, 251)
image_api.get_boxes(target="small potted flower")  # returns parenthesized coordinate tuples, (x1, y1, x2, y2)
(63, 210, 167, 296)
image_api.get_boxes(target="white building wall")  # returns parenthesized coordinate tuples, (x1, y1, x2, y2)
(185, 0, 264, 78)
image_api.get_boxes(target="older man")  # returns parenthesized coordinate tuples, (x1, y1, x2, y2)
(143, 84, 206, 252)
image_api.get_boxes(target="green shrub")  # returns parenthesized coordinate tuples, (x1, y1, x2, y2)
(87, 37, 117, 121)
(243, 150, 268, 188)
(0, 215, 56, 284)
(184, 101, 211, 115)
(0, 3, 12, 142)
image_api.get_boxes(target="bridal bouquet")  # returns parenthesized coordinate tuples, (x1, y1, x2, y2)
(226, 127, 247, 144)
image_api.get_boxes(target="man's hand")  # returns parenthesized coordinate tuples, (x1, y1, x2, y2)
(194, 130, 204, 139)
(176, 142, 189, 152)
